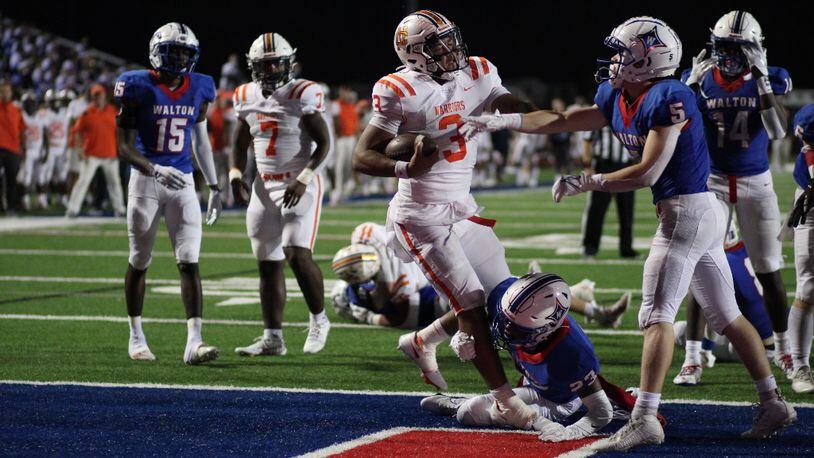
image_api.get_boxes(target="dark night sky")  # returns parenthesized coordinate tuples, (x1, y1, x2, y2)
(4, 0, 811, 96)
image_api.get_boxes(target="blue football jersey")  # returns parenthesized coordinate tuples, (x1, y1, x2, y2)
(487, 278, 601, 405)
(681, 66, 792, 176)
(114, 70, 216, 173)
(792, 104, 814, 189)
(594, 79, 710, 204)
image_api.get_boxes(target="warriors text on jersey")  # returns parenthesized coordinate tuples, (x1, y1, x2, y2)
(114, 69, 216, 173)
(594, 79, 710, 203)
(682, 67, 792, 176)
(369, 57, 508, 203)
(232, 79, 326, 175)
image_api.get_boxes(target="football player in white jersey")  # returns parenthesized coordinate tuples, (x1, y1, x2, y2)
(352, 10, 539, 430)
(19, 92, 49, 210)
(230, 33, 332, 356)
(65, 88, 89, 202)
(40, 89, 70, 208)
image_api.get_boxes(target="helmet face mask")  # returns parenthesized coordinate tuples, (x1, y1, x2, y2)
(711, 37, 748, 77)
(422, 27, 468, 78)
(250, 55, 294, 92)
(154, 43, 198, 75)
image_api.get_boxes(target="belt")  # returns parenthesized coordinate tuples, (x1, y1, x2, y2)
(261, 172, 292, 181)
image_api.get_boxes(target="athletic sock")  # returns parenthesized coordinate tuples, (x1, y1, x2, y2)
(755, 375, 778, 402)
(631, 391, 661, 418)
(684, 340, 702, 366)
(310, 310, 328, 323)
(417, 319, 450, 347)
(774, 331, 790, 356)
(584, 301, 599, 319)
(186, 317, 202, 344)
(789, 306, 813, 371)
(128, 316, 145, 340)
(264, 328, 283, 341)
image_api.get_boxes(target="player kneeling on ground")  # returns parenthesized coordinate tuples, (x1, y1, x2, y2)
(421, 273, 663, 442)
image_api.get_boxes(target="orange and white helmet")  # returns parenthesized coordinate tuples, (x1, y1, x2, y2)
(247, 33, 296, 92)
(393, 10, 467, 81)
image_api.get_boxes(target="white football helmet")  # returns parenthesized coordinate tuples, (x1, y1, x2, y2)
(596, 16, 682, 88)
(332, 244, 381, 284)
(393, 10, 467, 80)
(710, 11, 763, 77)
(149, 22, 199, 75)
(491, 273, 572, 351)
(247, 33, 296, 92)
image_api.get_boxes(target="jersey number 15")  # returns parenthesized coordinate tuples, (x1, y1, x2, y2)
(155, 118, 188, 153)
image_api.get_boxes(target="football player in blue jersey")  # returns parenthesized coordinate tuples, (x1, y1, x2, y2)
(782, 104, 814, 394)
(460, 16, 794, 451)
(421, 273, 661, 442)
(114, 23, 222, 365)
(681, 10, 794, 378)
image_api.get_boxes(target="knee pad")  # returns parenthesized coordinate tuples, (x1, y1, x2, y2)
(637, 304, 676, 330)
(128, 252, 152, 271)
(174, 241, 200, 265)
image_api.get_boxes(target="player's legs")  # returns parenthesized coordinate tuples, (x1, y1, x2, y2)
(100, 157, 125, 216)
(35, 152, 55, 208)
(673, 296, 710, 386)
(791, 199, 814, 392)
(582, 190, 611, 257)
(281, 175, 329, 353)
(453, 386, 580, 427)
(125, 171, 161, 361)
(399, 309, 457, 390)
(238, 176, 288, 356)
(615, 190, 637, 257)
(65, 157, 100, 216)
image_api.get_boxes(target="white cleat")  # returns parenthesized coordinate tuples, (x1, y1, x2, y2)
(775, 354, 794, 380)
(593, 291, 631, 328)
(420, 394, 466, 416)
(235, 335, 287, 356)
(741, 392, 797, 438)
(702, 350, 717, 369)
(791, 366, 814, 394)
(590, 414, 664, 452)
(570, 278, 596, 304)
(303, 317, 331, 354)
(184, 341, 220, 365)
(673, 364, 703, 386)
(128, 337, 155, 361)
(397, 332, 448, 391)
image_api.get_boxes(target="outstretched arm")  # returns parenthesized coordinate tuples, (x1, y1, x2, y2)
(460, 105, 608, 140)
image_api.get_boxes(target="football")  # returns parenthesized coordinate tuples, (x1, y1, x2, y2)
(384, 133, 438, 162)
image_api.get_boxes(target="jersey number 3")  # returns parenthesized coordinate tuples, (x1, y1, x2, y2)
(439, 114, 467, 163)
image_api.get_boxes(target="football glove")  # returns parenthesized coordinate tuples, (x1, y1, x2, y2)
(450, 331, 476, 361)
(552, 172, 601, 203)
(742, 43, 768, 78)
(459, 113, 522, 141)
(152, 164, 187, 190)
(684, 49, 715, 86)
(787, 183, 814, 228)
(206, 188, 222, 226)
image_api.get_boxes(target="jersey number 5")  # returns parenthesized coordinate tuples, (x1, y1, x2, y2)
(155, 118, 188, 153)
(439, 114, 467, 163)
(260, 120, 279, 156)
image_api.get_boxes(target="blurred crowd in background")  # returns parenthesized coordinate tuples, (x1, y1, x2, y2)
(0, 15, 803, 217)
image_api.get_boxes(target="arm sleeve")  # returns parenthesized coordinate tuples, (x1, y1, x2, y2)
(192, 120, 218, 186)
(768, 67, 792, 95)
(368, 82, 404, 135)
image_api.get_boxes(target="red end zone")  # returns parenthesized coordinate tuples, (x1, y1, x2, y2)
(325, 428, 598, 457)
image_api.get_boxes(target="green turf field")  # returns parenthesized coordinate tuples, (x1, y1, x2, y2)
(0, 171, 809, 404)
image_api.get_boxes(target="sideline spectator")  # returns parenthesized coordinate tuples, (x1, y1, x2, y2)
(0, 80, 24, 212)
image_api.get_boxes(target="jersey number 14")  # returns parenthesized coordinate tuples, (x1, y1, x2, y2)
(711, 110, 750, 149)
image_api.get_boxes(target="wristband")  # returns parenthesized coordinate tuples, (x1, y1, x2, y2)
(756, 76, 772, 96)
(296, 167, 315, 185)
(228, 167, 242, 181)
(394, 161, 410, 179)
(503, 113, 523, 130)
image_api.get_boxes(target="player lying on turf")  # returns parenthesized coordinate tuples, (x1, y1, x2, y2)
(459, 16, 795, 451)
(331, 222, 629, 330)
(419, 272, 663, 442)
(673, 219, 775, 386)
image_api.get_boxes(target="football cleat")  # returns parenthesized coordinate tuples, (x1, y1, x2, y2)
(741, 392, 797, 438)
(791, 366, 814, 394)
(303, 316, 331, 354)
(590, 414, 664, 452)
(702, 349, 717, 369)
(128, 337, 156, 361)
(420, 394, 466, 416)
(397, 332, 448, 391)
(235, 335, 287, 356)
(184, 342, 219, 365)
(775, 354, 794, 379)
(593, 291, 630, 328)
(673, 364, 703, 386)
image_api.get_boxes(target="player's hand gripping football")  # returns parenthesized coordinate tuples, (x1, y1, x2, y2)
(742, 42, 768, 77)
(205, 188, 222, 226)
(152, 164, 187, 190)
(684, 49, 715, 86)
(406, 134, 440, 178)
(283, 180, 307, 208)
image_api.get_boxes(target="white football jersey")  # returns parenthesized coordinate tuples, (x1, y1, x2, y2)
(23, 109, 48, 154)
(233, 79, 326, 175)
(47, 107, 70, 152)
(369, 56, 509, 203)
(351, 221, 428, 296)
(66, 97, 88, 121)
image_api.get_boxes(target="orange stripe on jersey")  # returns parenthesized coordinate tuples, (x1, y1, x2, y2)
(309, 175, 322, 250)
(295, 82, 315, 99)
(376, 79, 405, 98)
(239, 84, 247, 102)
(387, 74, 416, 96)
(468, 58, 479, 80)
(477, 57, 490, 75)
(288, 81, 307, 99)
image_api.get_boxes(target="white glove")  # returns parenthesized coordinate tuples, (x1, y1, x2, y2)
(489, 394, 538, 430)
(450, 331, 476, 361)
(684, 49, 715, 86)
(205, 188, 222, 226)
(459, 113, 522, 141)
(332, 300, 355, 321)
(552, 172, 601, 203)
(152, 164, 187, 190)
(535, 417, 568, 441)
(742, 43, 768, 77)
(349, 304, 374, 324)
